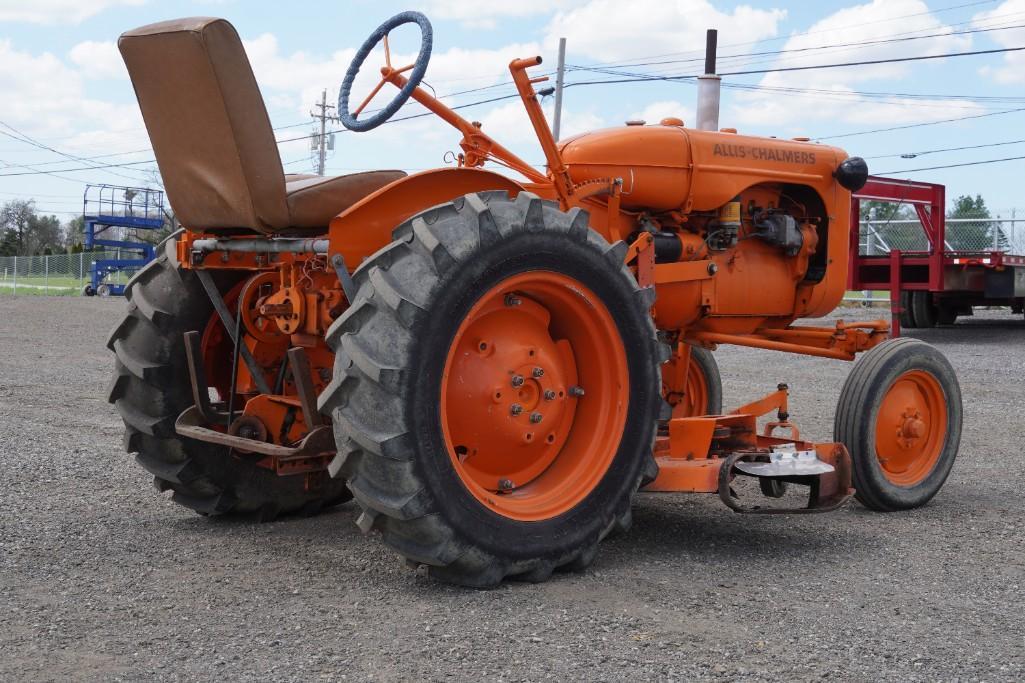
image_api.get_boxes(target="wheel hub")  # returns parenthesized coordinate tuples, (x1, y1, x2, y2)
(896, 409, 926, 447)
(440, 270, 628, 521)
(875, 370, 947, 485)
(443, 295, 578, 492)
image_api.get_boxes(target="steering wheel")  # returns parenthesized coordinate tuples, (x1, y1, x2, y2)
(338, 11, 433, 132)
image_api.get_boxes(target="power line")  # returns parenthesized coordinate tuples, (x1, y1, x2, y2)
(580, 19, 1025, 72)
(569, 0, 1002, 69)
(723, 82, 1025, 104)
(0, 121, 154, 183)
(878, 154, 1025, 174)
(866, 138, 1025, 159)
(720, 45, 1025, 77)
(0, 159, 156, 177)
(276, 92, 524, 146)
(817, 106, 1025, 140)
(558, 44, 1025, 93)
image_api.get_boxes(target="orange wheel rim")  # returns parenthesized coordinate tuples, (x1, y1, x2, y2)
(440, 271, 629, 521)
(874, 369, 948, 486)
(683, 356, 709, 417)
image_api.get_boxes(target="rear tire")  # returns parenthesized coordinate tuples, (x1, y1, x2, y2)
(107, 240, 351, 518)
(898, 291, 916, 329)
(910, 290, 937, 328)
(319, 191, 664, 587)
(936, 304, 958, 325)
(834, 338, 961, 511)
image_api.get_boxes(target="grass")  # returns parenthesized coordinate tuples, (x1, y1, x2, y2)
(0, 274, 129, 296)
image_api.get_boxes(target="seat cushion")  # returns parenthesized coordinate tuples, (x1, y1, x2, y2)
(285, 170, 406, 228)
(120, 18, 289, 232)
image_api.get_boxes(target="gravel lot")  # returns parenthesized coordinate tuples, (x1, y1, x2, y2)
(2, 295, 1023, 682)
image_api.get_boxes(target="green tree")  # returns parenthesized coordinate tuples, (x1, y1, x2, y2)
(948, 194, 991, 220)
(947, 194, 998, 251)
(859, 200, 914, 222)
(65, 215, 85, 251)
(23, 213, 63, 255)
(0, 199, 35, 253)
(0, 228, 19, 256)
(859, 200, 924, 253)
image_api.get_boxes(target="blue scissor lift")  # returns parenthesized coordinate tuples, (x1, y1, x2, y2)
(82, 184, 166, 296)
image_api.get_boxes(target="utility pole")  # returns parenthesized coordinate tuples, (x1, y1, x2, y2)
(552, 37, 567, 142)
(310, 89, 340, 176)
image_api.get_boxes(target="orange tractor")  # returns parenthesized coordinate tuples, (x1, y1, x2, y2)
(109, 13, 962, 586)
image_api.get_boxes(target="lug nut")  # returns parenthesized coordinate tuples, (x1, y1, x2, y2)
(529, 412, 543, 424)
(569, 385, 585, 397)
(532, 367, 544, 378)
(498, 479, 514, 491)
(544, 389, 556, 401)
(510, 403, 523, 416)
(511, 374, 525, 387)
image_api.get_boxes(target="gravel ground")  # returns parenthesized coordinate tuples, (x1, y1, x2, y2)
(2, 295, 1023, 682)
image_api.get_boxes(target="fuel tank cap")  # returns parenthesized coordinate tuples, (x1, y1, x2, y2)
(660, 117, 684, 127)
(625, 119, 645, 126)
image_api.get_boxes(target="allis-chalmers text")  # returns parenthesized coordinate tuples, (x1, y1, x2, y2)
(712, 144, 817, 165)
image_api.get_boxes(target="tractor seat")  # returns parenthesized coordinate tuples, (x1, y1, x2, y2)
(284, 172, 403, 228)
(119, 17, 404, 233)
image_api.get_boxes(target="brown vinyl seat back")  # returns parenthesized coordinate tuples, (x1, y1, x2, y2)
(119, 17, 290, 232)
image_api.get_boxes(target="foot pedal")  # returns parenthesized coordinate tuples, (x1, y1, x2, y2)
(717, 443, 853, 514)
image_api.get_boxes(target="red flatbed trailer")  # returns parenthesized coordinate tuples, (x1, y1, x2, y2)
(849, 176, 1025, 336)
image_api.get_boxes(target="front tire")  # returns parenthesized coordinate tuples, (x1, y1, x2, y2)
(319, 192, 664, 587)
(834, 338, 962, 511)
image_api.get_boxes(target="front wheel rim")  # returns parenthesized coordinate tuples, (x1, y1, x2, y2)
(874, 369, 948, 486)
(440, 271, 629, 522)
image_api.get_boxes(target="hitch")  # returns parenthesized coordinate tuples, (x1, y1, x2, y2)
(175, 331, 335, 478)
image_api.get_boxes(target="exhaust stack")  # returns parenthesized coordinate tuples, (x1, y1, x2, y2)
(696, 29, 721, 131)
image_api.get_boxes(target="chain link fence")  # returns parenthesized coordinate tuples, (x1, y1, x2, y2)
(0, 251, 134, 296)
(860, 218, 1025, 255)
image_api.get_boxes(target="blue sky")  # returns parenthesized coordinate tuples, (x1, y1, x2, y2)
(1, 0, 1024, 221)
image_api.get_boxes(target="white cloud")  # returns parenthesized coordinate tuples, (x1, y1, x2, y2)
(424, 0, 577, 30)
(729, 0, 981, 133)
(544, 0, 785, 62)
(0, 37, 148, 173)
(69, 40, 126, 80)
(478, 99, 604, 148)
(0, 0, 144, 24)
(973, 0, 1025, 84)
(243, 30, 570, 176)
(0, 39, 85, 133)
(244, 31, 547, 119)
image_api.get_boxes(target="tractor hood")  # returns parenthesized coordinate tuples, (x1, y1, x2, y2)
(559, 122, 853, 212)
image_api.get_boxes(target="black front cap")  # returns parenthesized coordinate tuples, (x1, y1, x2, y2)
(834, 156, 869, 192)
